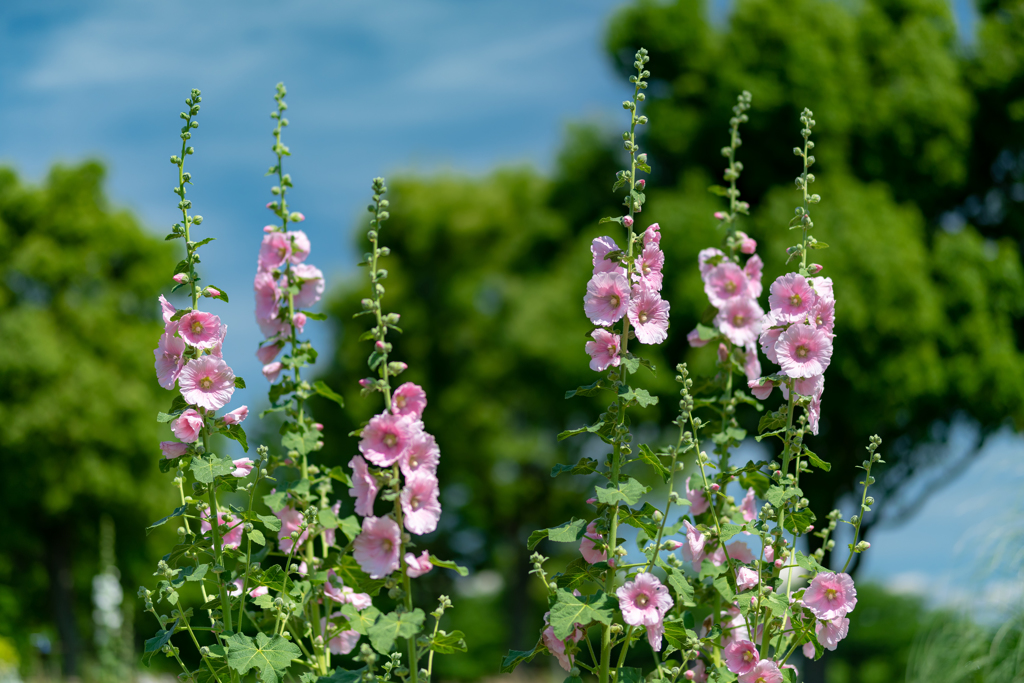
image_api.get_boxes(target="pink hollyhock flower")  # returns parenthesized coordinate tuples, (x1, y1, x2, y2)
(201, 510, 242, 549)
(287, 230, 311, 264)
(171, 409, 204, 443)
(808, 392, 822, 435)
(584, 272, 630, 326)
(741, 488, 757, 522)
(275, 506, 309, 554)
(758, 312, 783, 363)
(401, 470, 441, 535)
(323, 570, 372, 609)
(322, 615, 361, 655)
(748, 378, 774, 401)
(720, 609, 751, 648)
(815, 616, 850, 651)
(231, 457, 253, 478)
(263, 224, 275, 232)
(643, 223, 661, 247)
(776, 324, 833, 378)
(173, 273, 188, 284)
(687, 328, 709, 348)
(292, 312, 307, 333)
(686, 660, 708, 683)
(810, 276, 834, 302)
(591, 236, 626, 276)
(360, 412, 422, 467)
(698, 248, 726, 278)
(353, 515, 401, 579)
(628, 282, 670, 345)
(663, 540, 683, 551)
(744, 347, 761, 382)
(685, 475, 709, 514)
(633, 244, 665, 291)
(622, 215, 634, 228)
(256, 341, 283, 364)
(809, 298, 836, 334)
(736, 567, 759, 591)
(154, 332, 186, 390)
(249, 585, 269, 598)
(292, 263, 325, 309)
(541, 610, 584, 672)
(715, 297, 763, 348)
(745, 254, 764, 298)
(223, 406, 249, 426)
(259, 232, 291, 271)
(178, 311, 223, 350)
(254, 271, 282, 325)
(208, 323, 228, 359)
(802, 642, 816, 658)
(794, 374, 824, 398)
(738, 660, 782, 683)
(262, 361, 283, 383)
(724, 640, 759, 675)
(616, 572, 674, 651)
(585, 329, 621, 372)
(159, 295, 178, 332)
(804, 572, 857, 620)
(580, 520, 608, 565)
(728, 541, 755, 564)
(736, 232, 757, 255)
(680, 520, 706, 571)
(391, 382, 428, 419)
(400, 432, 440, 478)
(768, 273, 816, 322)
(179, 356, 235, 411)
(763, 545, 775, 563)
(160, 441, 189, 459)
(405, 550, 433, 578)
(704, 262, 751, 307)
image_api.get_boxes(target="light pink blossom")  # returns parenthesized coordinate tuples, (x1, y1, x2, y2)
(616, 572, 674, 651)
(171, 409, 204, 443)
(541, 611, 584, 672)
(178, 311, 223, 350)
(173, 273, 188, 284)
(258, 232, 291, 271)
(275, 506, 309, 554)
(759, 312, 783, 364)
(352, 516, 401, 579)
(768, 273, 816, 322)
(292, 312, 307, 333)
(248, 585, 268, 598)
(776, 324, 833, 378)
(804, 572, 857, 620)
(405, 550, 434, 578)
(815, 616, 850, 651)
(159, 295, 178, 332)
(201, 510, 242, 549)
(323, 571, 372, 609)
(580, 520, 608, 565)
(391, 382, 428, 419)
(633, 244, 665, 291)
(736, 567, 759, 591)
(738, 660, 782, 683)
(401, 471, 441, 535)
(704, 262, 751, 307)
(254, 271, 282, 334)
(715, 297, 763, 348)
(223, 406, 248, 425)
(622, 215, 634, 228)
(763, 545, 775, 563)
(724, 640, 759, 675)
(400, 432, 440, 478)
(231, 458, 254, 478)
(178, 356, 235, 411)
(256, 341, 283, 364)
(687, 328, 709, 348)
(643, 223, 661, 247)
(802, 642, 816, 658)
(322, 615, 361, 655)
(680, 520, 706, 571)
(744, 254, 764, 298)
(584, 272, 630, 326)
(360, 412, 422, 467)
(154, 332, 186, 390)
(287, 230, 311, 264)
(591, 236, 625, 276)
(698, 248, 726, 278)
(686, 660, 708, 683)
(810, 276, 834, 302)
(628, 282, 670, 345)
(794, 374, 824, 398)
(160, 441, 189, 459)
(728, 541, 755, 564)
(809, 298, 836, 334)
(744, 347, 761, 382)
(292, 263, 325, 309)
(737, 232, 757, 255)
(741, 488, 757, 522)
(585, 329, 621, 372)
(808, 392, 822, 435)
(208, 323, 228, 359)
(748, 378, 774, 401)
(262, 361, 283, 383)
(685, 475, 709, 514)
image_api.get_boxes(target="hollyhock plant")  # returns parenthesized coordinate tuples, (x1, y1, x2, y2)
(171, 409, 204, 443)
(292, 263, 325, 309)
(258, 231, 291, 271)
(275, 506, 310, 554)
(154, 332, 186, 390)
(633, 243, 665, 291)
(738, 660, 783, 683)
(349, 455, 379, 516)
(201, 510, 243, 550)
(405, 550, 433, 578)
(287, 230, 311, 264)
(698, 247, 726, 277)
(324, 619, 361, 656)
(584, 272, 630, 325)
(685, 475, 709, 514)
(352, 515, 402, 579)
(177, 310, 223, 350)
(178, 356, 235, 411)
(360, 412, 422, 467)
(399, 432, 440, 477)
(585, 328, 621, 371)
(580, 520, 608, 565)
(724, 640, 759, 675)
(776, 324, 833, 378)
(815, 616, 850, 650)
(256, 340, 283, 364)
(591, 236, 626, 275)
(740, 488, 757, 521)
(628, 282, 670, 345)
(803, 572, 858, 620)
(736, 567, 759, 592)
(542, 611, 585, 672)
(715, 296, 763, 347)
(616, 572, 674, 651)
(391, 382, 428, 419)
(231, 458, 253, 478)
(768, 272, 816, 322)
(400, 470, 442, 535)
(262, 361, 283, 383)
(160, 441, 189, 459)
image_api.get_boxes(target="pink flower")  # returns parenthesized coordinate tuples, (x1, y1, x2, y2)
(292, 212, 306, 222)
(793, 374, 824, 398)
(802, 642, 816, 658)
(704, 262, 751, 307)
(391, 382, 428, 419)
(738, 233, 757, 255)
(745, 254, 764, 298)
(160, 441, 189, 459)
(541, 610, 584, 672)
(360, 412, 422, 467)
(763, 545, 775, 563)
(208, 323, 228, 359)
(322, 615, 361, 655)
(275, 506, 309, 554)
(698, 248, 725, 278)
(663, 540, 683, 551)
(748, 378, 774, 401)
(728, 541, 755, 564)
(159, 295, 178, 332)
(154, 332, 186, 390)
(628, 282, 670, 345)
(348, 456, 379, 516)
(616, 572, 673, 651)
(203, 286, 221, 298)
(173, 273, 188, 284)
(622, 215, 634, 228)
(804, 572, 857, 620)
(292, 263, 325, 309)
(262, 362, 283, 383)
(591, 236, 625, 276)
(768, 273, 816, 322)
(223, 406, 248, 426)
(400, 432, 440, 477)
(584, 272, 630, 326)
(323, 571, 372, 609)
(680, 520, 706, 571)
(808, 392, 822, 435)
(292, 312, 307, 333)
(738, 660, 782, 683)
(776, 324, 833, 378)
(259, 232, 291, 271)
(178, 311, 223, 350)
(405, 550, 433, 578)
(810, 276, 834, 302)
(248, 585, 268, 598)
(400, 470, 442, 535)
(256, 341, 283, 364)
(288, 230, 311, 264)
(633, 244, 665, 291)
(231, 458, 254, 478)
(736, 567, 759, 591)
(687, 328, 708, 348)
(809, 298, 836, 334)
(740, 488, 757, 522)
(744, 347, 761, 382)
(643, 223, 661, 247)
(201, 510, 242, 549)
(171, 409, 204, 443)
(715, 297, 763, 348)
(686, 660, 708, 683)
(815, 617, 850, 651)
(580, 520, 608, 565)
(263, 224, 275, 232)
(179, 356, 235, 411)
(254, 271, 282, 330)
(685, 475, 709, 514)
(352, 516, 402, 579)
(585, 329, 621, 372)
(724, 640, 759, 675)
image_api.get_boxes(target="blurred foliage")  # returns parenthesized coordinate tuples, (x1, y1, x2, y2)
(0, 163, 178, 677)
(904, 608, 1024, 683)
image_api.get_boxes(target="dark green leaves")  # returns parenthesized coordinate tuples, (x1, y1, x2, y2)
(313, 380, 345, 407)
(142, 619, 179, 664)
(426, 630, 468, 654)
(225, 633, 301, 683)
(637, 444, 671, 483)
(618, 385, 658, 407)
(146, 505, 187, 535)
(190, 454, 235, 484)
(428, 555, 469, 576)
(783, 508, 817, 535)
(500, 646, 541, 674)
(595, 478, 647, 506)
(565, 379, 606, 399)
(803, 448, 831, 471)
(368, 609, 425, 654)
(527, 518, 589, 550)
(551, 457, 599, 478)
(549, 589, 616, 639)
(222, 424, 248, 452)
(233, 376, 246, 389)
(317, 666, 369, 683)
(281, 425, 319, 456)
(341, 604, 381, 635)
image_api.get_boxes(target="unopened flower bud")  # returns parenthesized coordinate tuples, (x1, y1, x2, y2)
(807, 263, 823, 275)
(173, 273, 188, 284)
(290, 212, 305, 222)
(710, 483, 720, 492)
(622, 216, 634, 228)
(714, 211, 727, 220)
(855, 541, 871, 551)
(635, 179, 645, 190)
(203, 286, 221, 298)
(684, 671, 695, 681)
(774, 559, 784, 569)
(264, 225, 276, 233)
(663, 540, 682, 551)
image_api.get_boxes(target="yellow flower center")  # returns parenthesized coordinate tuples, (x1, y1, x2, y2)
(733, 314, 746, 326)
(826, 587, 838, 600)
(411, 496, 421, 511)
(381, 539, 392, 552)
(395, 395, 406, 409)
(191, 320, 204, 335)
(744, 651, 755, 663)
(639, 312, 648, 324)
(635, 594, 649, 607)
(610, 295, 620, 307)
(643, 263, 651, 275)
(409, 455, 419, 469)
(789, 293, 802, 307)
(725, 280, 737, 293)
(200, 377, 213, 390)
(383, 433, 398, 448)
(796, 345, 809, 358)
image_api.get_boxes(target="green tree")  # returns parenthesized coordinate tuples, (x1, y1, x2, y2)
(0, 162, 177, 677)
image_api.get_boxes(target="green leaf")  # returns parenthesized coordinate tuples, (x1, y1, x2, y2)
(803, 448, 831, 472)
(565, 379, 606, 399)
(263, 490, 288, 513)
(554, 557, 600, 591)
(303, 311, 328, 321)
(696, 323, 719, 341)
(146, 505, 187, 535)
(808, 241, 829, 250)
(700, 304, 719, 325)
(190, 455, 236, 484)
(247, 528, 266, 546)
(500, 646, 541, 674)
(549, 589, 616, 639)
(328, 466, 354, 487)
(719, 523, 745, 543)
(528, 518, 588, 550)
(233, 376, 246, 389)
(281, 426, 319, 456)
(792, 551, 826, 574)
(598, 216, 623, 225)
(313, 380, 345, 407)
(557, 421, 605, 441)
(428, 555, 469, 576)
(739, 471, 772, 498)
(662, 620, 695, 651)
(340, 604, 381, 635)
(258, 513, 282, 532)
(619, 668, 643, 683)
(664, 566, 695, 606)
(766, 485, 801, 508)
(225, 632, 301, 683)
(759, 412, 787, 434)
(550, 457, 600, 478)
(783, 508, 817, 535)
(185, 564, 209, 583)
(318, 507, 339, 529)
(339, 515, 361, 543)
(368, 609, 425, 654)
(708, 185, 729, 197)
(142, 619, 179, 664)
(713, 574, 735, 602)
(222, 424, 248, 452)
(317, 666, 368, 683)
(619, 503, 660, 538)
(618, 385, 659, 407)
(637, 444, 671, 484)
(156, 411, 177, 423)
(595, 478, 647, 506)
(426, 630, 467, 655)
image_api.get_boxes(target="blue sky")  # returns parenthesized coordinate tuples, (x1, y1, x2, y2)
(3, 0, 1016, 614)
